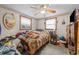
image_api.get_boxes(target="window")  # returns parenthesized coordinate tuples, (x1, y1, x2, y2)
(45, 18, 56, 30)
(20, 16, 32, 30)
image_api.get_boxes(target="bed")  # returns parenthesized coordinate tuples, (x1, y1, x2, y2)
(18, 31, 51, 54)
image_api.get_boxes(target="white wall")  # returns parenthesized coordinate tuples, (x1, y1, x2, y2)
(37, 19, 45, 30)
(32, 19, 37, 30)
(37, 14, 70, 38)
(0, 6, 70, 39)
(0, 6, 37, 39)
(0, 6, 20, 39)
(57, 14, 70, 38)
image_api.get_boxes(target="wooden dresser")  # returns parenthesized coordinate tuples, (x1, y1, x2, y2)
(67, 9, 79, 55)
(75, 9, 79, 54)
(68, 23, 76, 55)
(75, 21, 79, 54)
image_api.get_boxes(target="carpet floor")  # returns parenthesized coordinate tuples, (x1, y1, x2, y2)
(36, 43, 69, 55)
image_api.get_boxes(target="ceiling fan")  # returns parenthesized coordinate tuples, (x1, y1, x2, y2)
(30, 4, 56, 16)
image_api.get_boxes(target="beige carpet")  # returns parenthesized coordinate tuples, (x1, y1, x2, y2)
(36, 43, 69, 55)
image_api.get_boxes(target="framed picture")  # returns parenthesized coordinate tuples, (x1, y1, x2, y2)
(3, 13, 16, 30)
(20, 16, 32, 30)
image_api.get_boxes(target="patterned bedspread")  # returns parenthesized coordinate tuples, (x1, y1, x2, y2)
(23, 31, 51, 54)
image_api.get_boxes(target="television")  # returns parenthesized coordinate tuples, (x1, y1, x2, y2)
(70, 9, 76, 22)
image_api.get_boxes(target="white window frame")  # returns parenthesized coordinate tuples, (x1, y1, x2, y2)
(45, 18, 57, 30)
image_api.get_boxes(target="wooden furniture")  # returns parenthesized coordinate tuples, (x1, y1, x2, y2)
(67, 9, 79, 55)
(68, 23, 76, 55)
(66, 25, 70, 47)
(75, 21, 79, 54)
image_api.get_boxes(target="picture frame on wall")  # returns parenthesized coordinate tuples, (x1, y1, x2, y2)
(20, 16, 32, 30)
(3, 13, 16, 30)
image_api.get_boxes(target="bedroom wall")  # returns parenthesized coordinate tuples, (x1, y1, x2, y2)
(36, 14, 70, 38)
(37, 19, 45, 30)
(56, 14, 70, 38)
(32, 19, 37, 30)
(0, 6, 37, 39)
(0, 6, 70, 39)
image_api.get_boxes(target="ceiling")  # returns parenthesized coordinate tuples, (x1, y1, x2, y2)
(0, 4, 79, 19)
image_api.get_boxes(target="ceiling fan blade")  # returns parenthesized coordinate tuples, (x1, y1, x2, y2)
(40, 4, 48, 9)
(34, 12, 40, 16)
(30, 6, 39, 10)
(47, 8, 56, 13)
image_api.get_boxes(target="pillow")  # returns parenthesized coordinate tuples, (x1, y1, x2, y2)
(27, 31, 33, 38)
(27, 31, 39, 39)
(32, 33, 39, 39)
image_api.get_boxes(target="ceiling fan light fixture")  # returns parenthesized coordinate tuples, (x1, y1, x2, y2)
(40, 10, 46, 14)
(43, 5, 47, 9)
